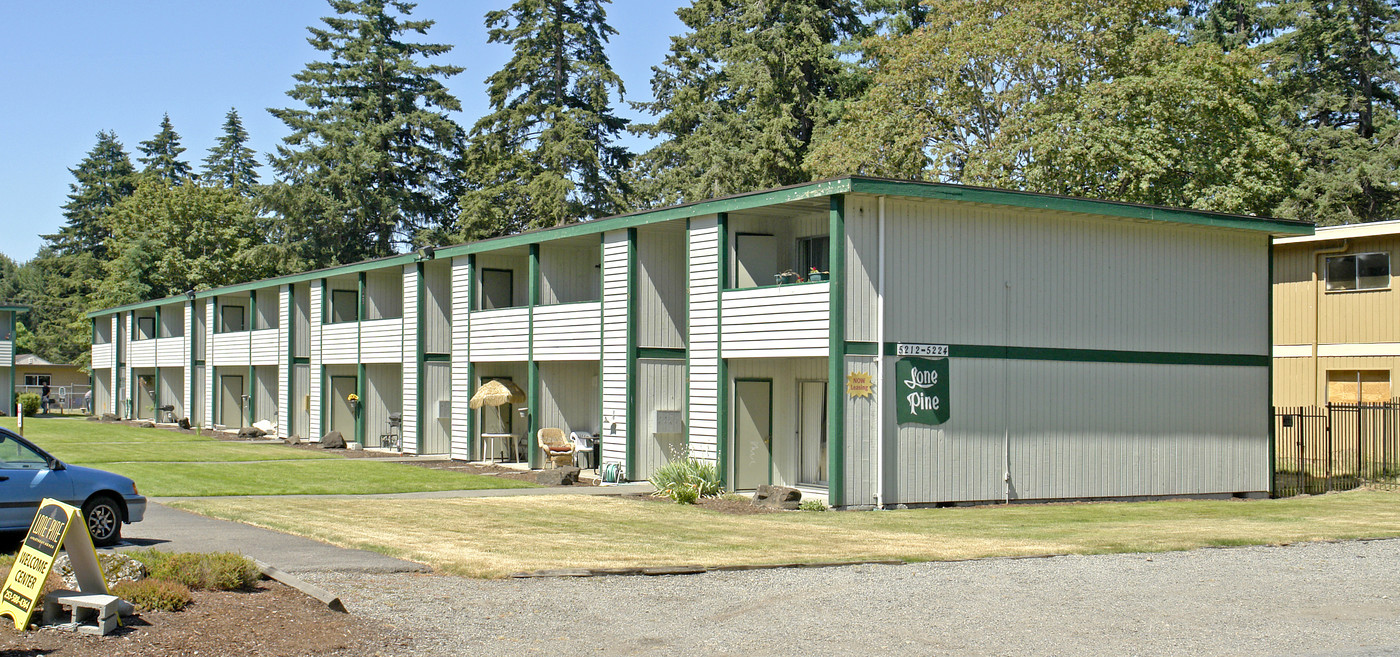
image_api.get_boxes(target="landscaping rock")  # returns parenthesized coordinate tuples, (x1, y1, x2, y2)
(136, 421, 156, 429)
(753, 484, 802, 510)
(55, 553, 146, 590)
(320, 431, 346, 449)
(101, 413, 119, 422)
(238, 426, 267, 439)
(347, 442, 363, 451)
(85, 416, 100, 422)
(285, 435, 302, 445)
(177, 417, 192, 430)
(536, 466, 581, 486)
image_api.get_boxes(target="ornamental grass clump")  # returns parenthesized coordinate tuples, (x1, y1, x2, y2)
(649, 458, 722, 504)
(112, 578, 193, 612)
(129, 550, 260, 591)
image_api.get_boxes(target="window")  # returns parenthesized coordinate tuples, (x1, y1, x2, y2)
(796, 235, 830, 278)
(23, 375, 50, 387)
(1327, 370, 1392, 404)
(1326, 252, 1389, 291)
(136, 316, 156, 340)
(0, 435, 49, 470)
(220, 305, 246, 333)
(330, 290, 359, 323)
(480, 269, 514, 310)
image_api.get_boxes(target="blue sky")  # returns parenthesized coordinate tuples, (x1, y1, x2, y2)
(0, 1, 687, 263)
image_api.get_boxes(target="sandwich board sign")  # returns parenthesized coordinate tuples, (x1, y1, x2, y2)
(0, 499, 109, 630)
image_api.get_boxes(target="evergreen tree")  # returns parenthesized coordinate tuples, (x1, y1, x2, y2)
(631, 0, 868, 206)
(138, 114, 194, 184)
(201, 108, 261, 194)
(1269, 0, 1400, 224)
(43, 131, 136, 259)
(457, 0, 631, 239)
(1182, 0, 1284, 51)
(265, 0, 465, 267)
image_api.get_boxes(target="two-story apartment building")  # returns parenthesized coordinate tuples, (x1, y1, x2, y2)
(90, 177, 1309, 508)
(1273, 221, 1400, 406)
(0, 305, 24, 414)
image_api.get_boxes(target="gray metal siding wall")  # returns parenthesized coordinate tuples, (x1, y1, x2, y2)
(637, 228, 686, 348)
(158, 367, 184, 418)
(365, 268, 403, 320)
(255, 288, 279, 329)
(475, 253, 530, 307)
(844, 357, 879, 506)
(293, 283, 310, 358)
(423, 260, 452, 354)
(538, 360, 598, 437)
(844, 196, 879, 343)
(253, 365, 278, 425)
(539, 243, 600, 304)
(293, 363, 310, 440)
(422, 361, 451, 454)
(94, 369, 111, 416)
(363, 363, 403, 448)
(635, 358, 686, 478)
(191, 366, 204, 426)
(726, 213, 827, 283)
(726, 357, 827, 488)
(160, 304, 184, 337)
(193, 302, 205, 359)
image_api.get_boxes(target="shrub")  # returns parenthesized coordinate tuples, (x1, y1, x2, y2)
(113, 578, 193, 612)
(127, 550, 260, 591)
(17, 393, 39, 417)
(799, 499, 829, 512)
(649, 458, 722, 504)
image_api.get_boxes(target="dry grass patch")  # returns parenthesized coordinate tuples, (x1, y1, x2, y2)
(169, 488, 1400, 578)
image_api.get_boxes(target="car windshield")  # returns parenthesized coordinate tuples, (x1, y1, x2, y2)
(0, 435, 49, 469)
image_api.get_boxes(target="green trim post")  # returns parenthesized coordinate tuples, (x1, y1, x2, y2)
(284, 286, 295, 439)
(467, 361, 478, 460)
(827, 195, 847, 507)
(684, 218, 691, 457)
(190, 301, 198, 423)
(597, 235, 605, 470)
(716, 212, 729, 488)
(247, 365, 255, 427)
(416, 261, 426, 455)
(9, 312, 15, 415)
(527, 243, 540, 469)
(625, 228, 638, 479)
(249, 290, 257, 331)
(357, 273, 366, 322)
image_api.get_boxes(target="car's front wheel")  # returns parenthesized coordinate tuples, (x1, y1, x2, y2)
(82, 495, 122, 547)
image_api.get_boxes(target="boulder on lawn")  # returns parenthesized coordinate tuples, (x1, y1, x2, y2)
(136, 421, 156, 429)
(284, 435, 301, 446)
(320, 431, 346, 449)
(101, 413, 119, 422)
(753, 484, 802, 510)
(536, 466, 580, 486)
(177, 417, 192, 430)
(86, 416, 100, 422)
(237, 426, 266, 439)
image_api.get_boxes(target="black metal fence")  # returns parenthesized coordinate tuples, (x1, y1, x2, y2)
(1273, 403, 1400, 496)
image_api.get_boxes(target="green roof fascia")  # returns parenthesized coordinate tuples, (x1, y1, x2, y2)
(87, 254, 419, 318)
(0, 306, 29, 313)
(435, 178, 855, 259)
(845, 178, 1314, 237)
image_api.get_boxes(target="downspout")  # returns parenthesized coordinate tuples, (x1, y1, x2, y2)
(875, 196, 886, 509)
(1311, 240, 1349, 406)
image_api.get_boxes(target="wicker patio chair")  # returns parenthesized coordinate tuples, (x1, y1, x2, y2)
(537, 428, 576, 468)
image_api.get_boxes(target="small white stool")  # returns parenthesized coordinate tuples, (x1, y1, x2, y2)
(42, 590, 120, 635)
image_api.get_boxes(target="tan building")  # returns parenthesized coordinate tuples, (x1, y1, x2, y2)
(1274, 221, 1400, 406)
(15, 354, 89, 411)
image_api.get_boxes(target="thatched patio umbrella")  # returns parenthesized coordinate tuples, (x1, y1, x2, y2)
(468, 379, 526, 409)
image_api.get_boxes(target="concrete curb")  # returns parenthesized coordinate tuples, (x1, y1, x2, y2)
(511, 559, 908, 578)
(256, 559, 348, 613)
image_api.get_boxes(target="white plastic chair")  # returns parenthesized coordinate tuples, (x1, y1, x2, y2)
(571, 431, 596, 469)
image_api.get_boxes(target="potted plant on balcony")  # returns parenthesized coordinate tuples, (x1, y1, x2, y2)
(807, 267, 827, 282)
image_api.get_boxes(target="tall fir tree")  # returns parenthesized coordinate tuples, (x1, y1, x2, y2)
(631, 0, 867, 206)
(44, 131, 137, 259)
(138, 114, 194, 184)
(265, 0, 465, 267)
(1268, 0, 1400, 224)
(1182, 0, 1284, 51)
(457, 0, 631, 239)
(201, 108, 261, 195)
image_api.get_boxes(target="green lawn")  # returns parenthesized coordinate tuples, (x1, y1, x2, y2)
(171, 487, 1400, 578)
(1, 416, 535, 497)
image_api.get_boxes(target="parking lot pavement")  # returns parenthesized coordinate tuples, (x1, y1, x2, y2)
(105, 502, 427, 574)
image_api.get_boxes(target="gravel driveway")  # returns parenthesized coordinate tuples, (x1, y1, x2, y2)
(305, 539, 1400, 657)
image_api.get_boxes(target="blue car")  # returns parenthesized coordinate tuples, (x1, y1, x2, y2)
(0, 428, 145, 546)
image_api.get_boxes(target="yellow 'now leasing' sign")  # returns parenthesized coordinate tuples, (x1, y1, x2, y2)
(0, 499, 109, 630)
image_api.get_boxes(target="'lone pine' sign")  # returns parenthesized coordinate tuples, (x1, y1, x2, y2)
(896, 356, 950, 426)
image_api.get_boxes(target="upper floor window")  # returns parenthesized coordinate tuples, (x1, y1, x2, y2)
(796, 235, 830, 279)
(330, 289, 359, 323)
(1326, 252, 1390, 291)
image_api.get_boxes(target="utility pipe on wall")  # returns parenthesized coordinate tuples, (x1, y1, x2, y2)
(875, 196, 886, 509)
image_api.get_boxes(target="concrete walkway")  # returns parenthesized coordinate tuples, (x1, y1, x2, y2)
(150, 481, 654, 503)
(105, 503, 429, 574)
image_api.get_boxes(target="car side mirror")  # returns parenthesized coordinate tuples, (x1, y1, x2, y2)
(48, 459, 64, 471)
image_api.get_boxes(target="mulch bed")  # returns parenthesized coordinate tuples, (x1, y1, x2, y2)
(627, 493, 778, 515)
(0, 580, 407, 657)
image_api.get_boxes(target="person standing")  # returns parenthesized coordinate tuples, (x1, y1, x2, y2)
(40, 383, 50, 415)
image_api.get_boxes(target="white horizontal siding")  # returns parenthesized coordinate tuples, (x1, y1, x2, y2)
(155, 336, 187, 368)
(127, 340, 156, 368)
(249, 329, 281, 365)
(210, 333, 251, 366)
(469, 307, 530, 362)
(533, 302, 601, 361)
(600, 230, 630, 469)
(360, 318, 405, 363)
(450, 256, 473, 459)
(721, 283, 829, 358)
(687, 217, 720, 462)
(320, 323, 359, 365)
(90, 343, 113, 370)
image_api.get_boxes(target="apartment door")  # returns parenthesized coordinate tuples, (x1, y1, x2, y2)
(733, 379, 772, 490)
(219, 375, 244, 428)
(329, 375, 358, 440)
(798, 380, 828, 487)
